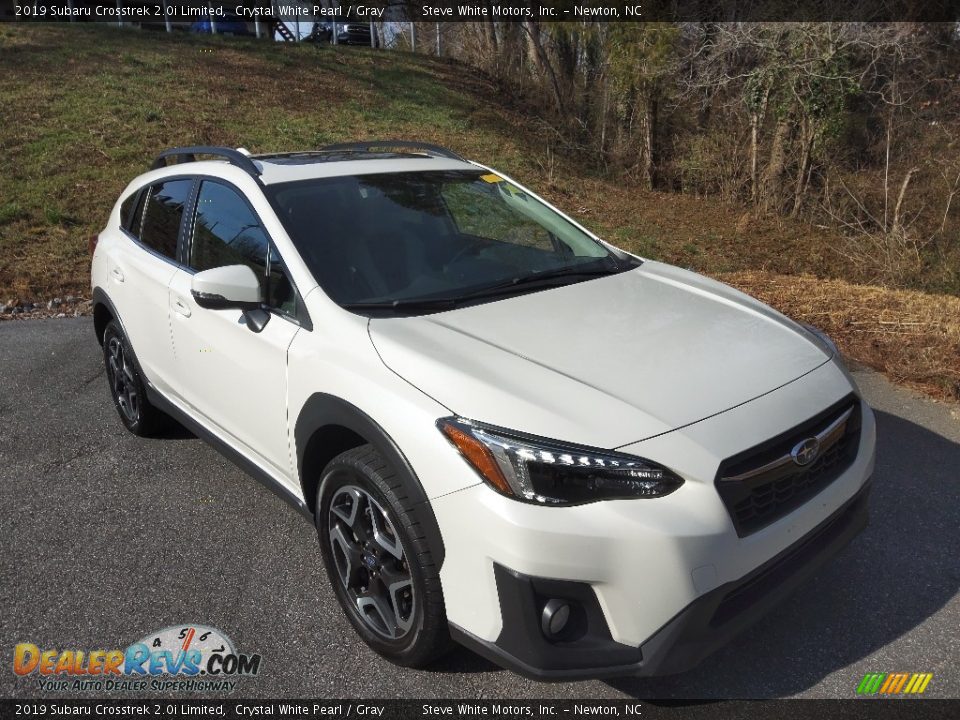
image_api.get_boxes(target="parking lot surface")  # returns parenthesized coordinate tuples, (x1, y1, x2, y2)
(1, 318, 957, 699)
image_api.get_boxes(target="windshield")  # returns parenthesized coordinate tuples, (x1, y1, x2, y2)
(266, 170, 632, 311)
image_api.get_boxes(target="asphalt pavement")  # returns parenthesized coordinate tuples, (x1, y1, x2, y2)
(1, 318, 958, 700)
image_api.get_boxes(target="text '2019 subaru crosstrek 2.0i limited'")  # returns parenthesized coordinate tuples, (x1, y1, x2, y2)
(91, 141, 875, 679)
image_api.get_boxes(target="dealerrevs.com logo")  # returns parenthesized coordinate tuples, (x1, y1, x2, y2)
(13, 625, 261, 693)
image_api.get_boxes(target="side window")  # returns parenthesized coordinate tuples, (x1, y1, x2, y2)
(138, 179, 192, 259)
(191, 181, 268, 276)
(191, 181, 296, 317)
(119, 191, 138, 230)
(128, 188, 148, 238)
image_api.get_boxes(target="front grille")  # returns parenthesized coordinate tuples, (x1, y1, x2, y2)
(716, 396, 861, 537)
(710, 482, 868, 627)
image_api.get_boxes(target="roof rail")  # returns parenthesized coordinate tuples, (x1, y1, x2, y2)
(320, 140, 467, 162)
(151, 146, 262, 179)
(253, 151, 343, 161)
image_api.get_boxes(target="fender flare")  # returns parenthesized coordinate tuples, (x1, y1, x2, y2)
(92, 286, 124, 345)
(92, 286, 153, 385)
(295, 393, 445, 567)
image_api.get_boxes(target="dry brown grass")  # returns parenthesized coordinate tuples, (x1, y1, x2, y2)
(720, 271, 960, 402)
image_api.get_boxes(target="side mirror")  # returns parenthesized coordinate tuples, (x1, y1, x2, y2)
(191, 265, 261, 311)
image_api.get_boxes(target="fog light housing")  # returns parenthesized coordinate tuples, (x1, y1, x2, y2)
(541, 599, 571, 639)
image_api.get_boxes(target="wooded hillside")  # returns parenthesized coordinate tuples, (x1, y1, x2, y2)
(433, 21, 960, 294)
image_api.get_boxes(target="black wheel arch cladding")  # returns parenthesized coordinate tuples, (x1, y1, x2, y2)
(93, 287, 152, 393)
(92, 286, 121, 346)
(295, 393, 445, 568)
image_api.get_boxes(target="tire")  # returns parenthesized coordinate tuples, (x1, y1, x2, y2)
(102, 320, 166, 437)
(317, 444, 451, 667)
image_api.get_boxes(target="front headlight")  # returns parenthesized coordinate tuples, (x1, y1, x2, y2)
(437, 418, 683, 505)
(801, 322, 839, 358)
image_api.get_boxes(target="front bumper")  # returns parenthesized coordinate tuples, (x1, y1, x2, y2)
(431, 360, 876, 679)
(450, 480, 870, 680)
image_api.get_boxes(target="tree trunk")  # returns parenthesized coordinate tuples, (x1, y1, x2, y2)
(791, 116, 815, 217)
(599, 79, 609, 164)
(641, 88, 657, 190)
(480, 4, 497, 54)
(522, 21, 565, 115)
(892, 167, 919, 236)
(750, 84, 770, 205)
(750, 112, 760, 203)
(884, 106, 894, 231)
(761, 118, 791, 214)
(941, 169, 960, 234)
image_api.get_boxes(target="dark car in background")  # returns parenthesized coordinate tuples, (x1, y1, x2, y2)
(190, 14, 253, 36)
(308, 21, 375, 46)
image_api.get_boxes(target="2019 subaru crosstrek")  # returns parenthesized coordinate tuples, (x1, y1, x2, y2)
(90, 141, 875, 679)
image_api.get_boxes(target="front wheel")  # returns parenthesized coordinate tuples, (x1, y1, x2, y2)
(316, 445, 451, 667)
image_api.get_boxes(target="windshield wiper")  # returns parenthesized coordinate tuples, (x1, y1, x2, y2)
(341, 297, 459, 313)
(456, 263, 623, 301)
(343, 262, 626, 314)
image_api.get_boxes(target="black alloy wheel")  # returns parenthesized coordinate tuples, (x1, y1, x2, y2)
(328, 484, 416, 639)
(102, 320, 165, 436)
(317, 445, 451, 666)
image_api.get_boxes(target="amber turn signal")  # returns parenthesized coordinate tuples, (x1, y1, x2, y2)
(438, 419, 514, 497)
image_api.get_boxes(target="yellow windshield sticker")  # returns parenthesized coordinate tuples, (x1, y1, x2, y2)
(480, 173, 504, 183)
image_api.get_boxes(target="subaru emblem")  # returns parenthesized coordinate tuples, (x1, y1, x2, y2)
(791, 437, 821, 466)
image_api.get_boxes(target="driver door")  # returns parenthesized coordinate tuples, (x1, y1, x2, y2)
(167, 179, 301, 486)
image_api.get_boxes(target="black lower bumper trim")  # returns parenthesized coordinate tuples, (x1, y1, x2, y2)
(450, 565, 641, 681)
(451, 481, 871, 681)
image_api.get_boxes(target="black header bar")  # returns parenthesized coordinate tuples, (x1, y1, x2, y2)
(2, 0, 958, 23)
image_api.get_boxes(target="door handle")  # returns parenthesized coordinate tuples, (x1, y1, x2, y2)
(172, 297, 192, 318)
(110, 267, 125, 282)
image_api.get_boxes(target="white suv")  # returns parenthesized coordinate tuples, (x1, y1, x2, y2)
(91, 142, 876, 679)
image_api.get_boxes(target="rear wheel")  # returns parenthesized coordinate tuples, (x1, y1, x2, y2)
(317, 445, 451, 667)
(102, 320, 166, 437)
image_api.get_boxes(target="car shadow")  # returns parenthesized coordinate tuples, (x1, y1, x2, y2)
(605, 409, 960, 699)
(152, 417, 196, 440)
(427, 646, 504, 674)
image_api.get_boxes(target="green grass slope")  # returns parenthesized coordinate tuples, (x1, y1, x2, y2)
(1, 24, 956, 400)
(2, 23, 859, 300)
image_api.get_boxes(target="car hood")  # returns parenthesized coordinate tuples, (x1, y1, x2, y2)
(368, 261, 831, 449)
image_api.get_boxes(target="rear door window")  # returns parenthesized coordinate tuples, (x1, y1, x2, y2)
(119, 191, 139, 230)
(128, 188, 148, 237)
(136, 179, 193, 260)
